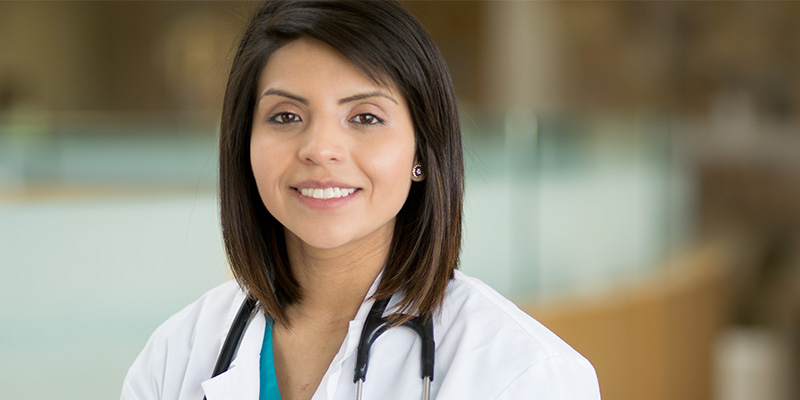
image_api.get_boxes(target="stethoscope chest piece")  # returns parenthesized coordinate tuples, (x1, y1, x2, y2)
(353, 298, 435, 400)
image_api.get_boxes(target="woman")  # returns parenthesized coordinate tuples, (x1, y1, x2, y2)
(121, 1, 600, 399)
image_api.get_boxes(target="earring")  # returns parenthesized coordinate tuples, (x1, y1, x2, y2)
(412, 164, 424, 180)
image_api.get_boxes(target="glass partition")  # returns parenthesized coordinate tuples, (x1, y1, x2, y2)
(460, 109, 693, 300)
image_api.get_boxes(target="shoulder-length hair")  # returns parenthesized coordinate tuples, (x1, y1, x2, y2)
(219, 0, 463, 324)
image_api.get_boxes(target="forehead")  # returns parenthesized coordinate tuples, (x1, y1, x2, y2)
(256, 37, 400, 98)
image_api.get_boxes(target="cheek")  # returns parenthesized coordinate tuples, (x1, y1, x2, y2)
(250, 138, 287, 204)
(250, 141, 268, 183)
(251, 133, 289, 174)
(368, 142, 415, 200)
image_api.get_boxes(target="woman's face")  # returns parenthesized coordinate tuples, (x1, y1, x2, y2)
(250, 37, 417, 252)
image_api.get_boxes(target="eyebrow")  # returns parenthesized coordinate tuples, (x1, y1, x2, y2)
(257, 89, 398, 106)
(338, 91, 398, 105)
(258, 89, 308, 105)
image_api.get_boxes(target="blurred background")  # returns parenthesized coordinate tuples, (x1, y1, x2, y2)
(1, 1, 799, 399)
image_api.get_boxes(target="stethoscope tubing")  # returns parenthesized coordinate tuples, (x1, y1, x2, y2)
(214, 297, 258, 377)
(207, 294, 435, 400)
(202, 296, 257, 400)
(354, 297, 434, 400)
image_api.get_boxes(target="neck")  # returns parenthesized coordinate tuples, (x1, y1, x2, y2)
(282, 228, 392, 326)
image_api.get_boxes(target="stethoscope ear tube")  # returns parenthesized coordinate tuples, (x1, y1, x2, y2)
(354, 297, 393, 383)
(409, 314, 435, 382)
(202, 296, 257, 400)
(354, 297, 435, 400)
(212, 297, 258, 377)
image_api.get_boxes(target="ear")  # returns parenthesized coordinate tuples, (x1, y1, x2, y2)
(411, 162, 425, 182)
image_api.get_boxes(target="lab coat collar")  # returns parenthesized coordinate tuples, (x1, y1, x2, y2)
(201, 272, 385, 400)
(316, 271, 400, 400)
(201, 301, 266, 400)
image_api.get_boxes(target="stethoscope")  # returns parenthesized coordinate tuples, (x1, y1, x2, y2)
(205, 295, 435, 400)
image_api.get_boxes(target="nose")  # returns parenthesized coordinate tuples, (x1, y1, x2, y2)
(297, 118, 347, 165)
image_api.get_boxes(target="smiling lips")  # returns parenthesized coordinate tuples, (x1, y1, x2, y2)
(298, 187, 358, 200)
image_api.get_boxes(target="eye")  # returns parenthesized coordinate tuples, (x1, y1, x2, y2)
(350, 113, 384, 126)
(268, 112, 302, 124)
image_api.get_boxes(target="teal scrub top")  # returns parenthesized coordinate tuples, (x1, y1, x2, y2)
(260, 318, 281, 400)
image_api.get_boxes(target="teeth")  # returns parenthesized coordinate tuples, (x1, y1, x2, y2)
(299, 187, 356, 200)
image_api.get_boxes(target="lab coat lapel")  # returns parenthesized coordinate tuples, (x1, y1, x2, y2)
(314, 275, 384, 400)
(201, 309, 267, 400)
(200, 274, 384, 400)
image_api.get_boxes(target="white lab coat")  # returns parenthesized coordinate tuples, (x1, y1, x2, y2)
(121, 271, 600, 399)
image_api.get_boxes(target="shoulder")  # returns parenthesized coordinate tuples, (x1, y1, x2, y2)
(435, 271, 600, 399)
(441, 271, 582, 359)
(121, 280, 246, 399)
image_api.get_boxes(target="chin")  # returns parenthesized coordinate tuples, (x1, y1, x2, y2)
(291, 229, 355, 250)
(285, 221, 395, 252)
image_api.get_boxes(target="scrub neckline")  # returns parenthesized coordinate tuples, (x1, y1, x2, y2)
(259, 317, 281, 400)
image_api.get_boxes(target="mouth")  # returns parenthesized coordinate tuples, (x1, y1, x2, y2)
(296, 187, 358, 200)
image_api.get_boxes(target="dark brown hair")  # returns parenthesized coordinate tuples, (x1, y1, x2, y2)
(219, 0, 463, 324)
